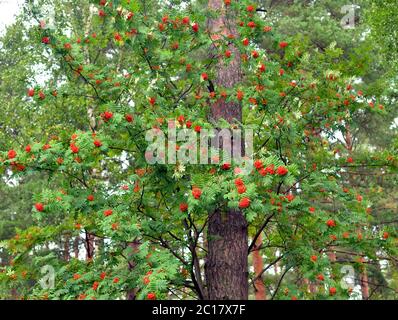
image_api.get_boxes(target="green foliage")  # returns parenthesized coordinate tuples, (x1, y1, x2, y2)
(0, 0, 397, 300)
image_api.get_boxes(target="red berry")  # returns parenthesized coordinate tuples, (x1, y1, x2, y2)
(192, 23, 199, 33)
(182, 17, 190, 24)
(104, 209, 113, 217)
(87, 194, 94, 202)
(279, 41, 288, 49)
(94, 140, 102, 147)
(8, 149, 17, 159)
(237, 90, 244, 100)
(237, 185, 246, 194)
(192, 187, 202, 199)
(113, 277, 119, 283)
(25, 145, 31, 153)
(265, 165, 275, 175)
(70, 144, 79, 154)
(239, 197, 250, 209)
(242, 38, 249, 46)
(235, 178, 244, 186)
(92, 281, 99, 290)
(149, 97, 156, 105)
(125, 114, 134, 122)
(73, 273, 81, 280)
(41, 37, 50, 44)
(114, 33, 122, 41)
(179, 203, 188, 212)
(247, 5, 254, 12)
(326, 219, 336, 227)
(286, 194, 295, 202)
(309, 207, 315, 213)
(35, 203, 44, 212)
(310, 255, 317, 262)
(276, 166, 288, 176)
(201, 73, 208, 81)
(147, 292, 156, 300)
(221, 163, 231, 170)
(102, 111, 113, 121)
(383, 232, 389, 239)
(158, 23, 165, 31)
(317, 274, 324, 281)
(329, 287, 337, 296)
(27, 88, 35, 97)
(254, 160, 263, 169)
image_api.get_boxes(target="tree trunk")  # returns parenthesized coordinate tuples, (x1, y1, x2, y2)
(64, 235, 70, 261)
(73, 236, 80, 259)
(344, 124, 369, 300)
(360, 267, 369, 300)
(204, 0, 248, 300)
(206, 209, 248, 300)
(126, 241, 141, 300)
(253, 235, 266, 300)
(85, 231, 95, 260)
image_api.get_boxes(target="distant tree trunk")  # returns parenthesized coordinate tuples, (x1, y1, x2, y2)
(344, 124, 369, 299)
(64, 235, 70, 261)
(205, 0, 248, 300)
(85, 231, 95, 260)
(126, 241, 141, 300)
(360, 267, 369, 300)
(253, 235, 266, 300)
(73, 236, 80, 259)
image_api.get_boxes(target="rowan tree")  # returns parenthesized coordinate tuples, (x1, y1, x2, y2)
(1, 0, 397, 300)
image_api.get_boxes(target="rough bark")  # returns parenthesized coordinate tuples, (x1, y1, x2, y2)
(73, 236, 80, 259)
(126, 240, 141, 300)
(85, 231, 95, 260)
(252, 235, 266, 300)
(206, 209, 248, 300)
(63, 235, 70, 261)
(204, 0, 248, 300)
(360, 267, 369, 300)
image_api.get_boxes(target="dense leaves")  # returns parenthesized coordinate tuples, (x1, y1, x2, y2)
(0, 0, 397, 300)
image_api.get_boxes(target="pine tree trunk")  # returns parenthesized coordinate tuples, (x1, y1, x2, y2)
(206, 209, 248, 300)
(74, 236, 80, 259)
(85, 231, 95, 260)
(253, 235, 266, 300)
(360, 267, 369, 299)
(64, 235, 70, 261)
(204, 0, 248, 300)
